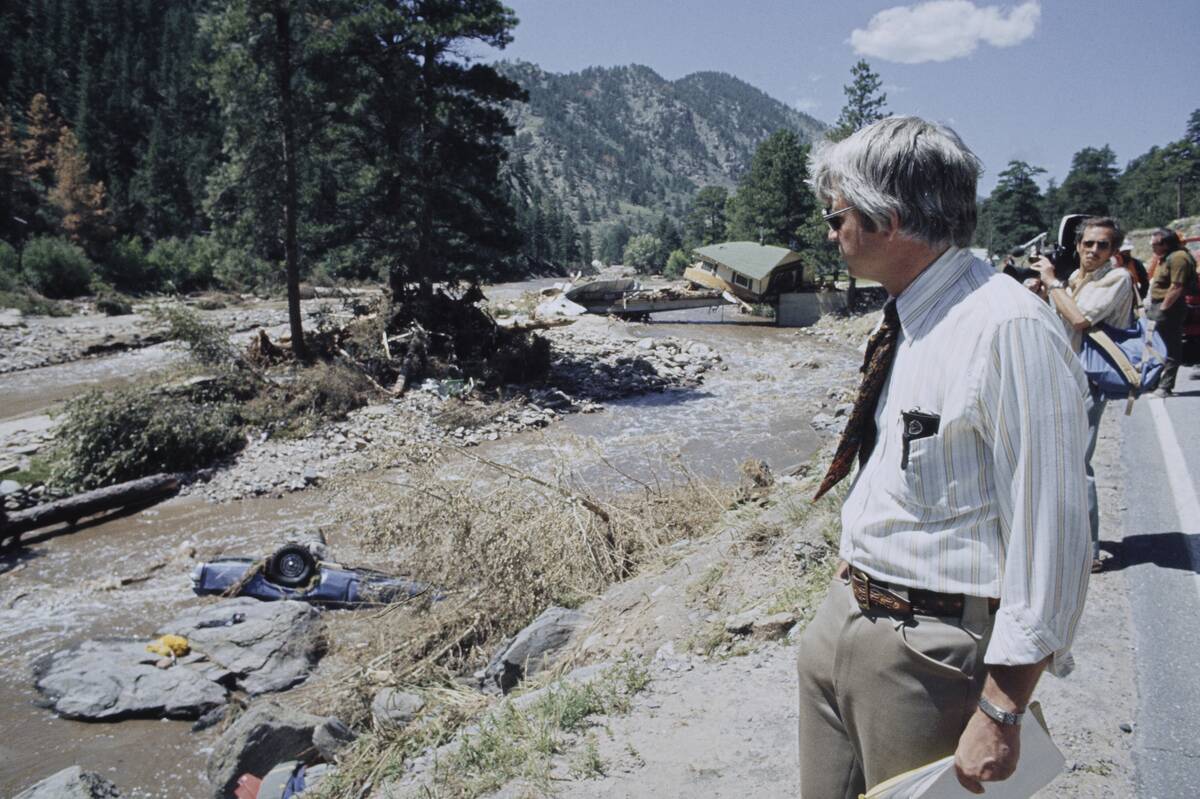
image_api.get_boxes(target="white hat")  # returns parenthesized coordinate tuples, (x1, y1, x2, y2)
(1119, 239, 1133, 252)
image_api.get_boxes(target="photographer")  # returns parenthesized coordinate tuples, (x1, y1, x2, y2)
(1033, 216, 1133, 572)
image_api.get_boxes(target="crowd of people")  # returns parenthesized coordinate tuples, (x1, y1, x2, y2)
(794, 114, 1196, 797)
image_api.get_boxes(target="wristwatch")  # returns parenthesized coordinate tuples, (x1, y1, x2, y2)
(978, 696, 1024, 726)
(1045, 278, 1065, 291)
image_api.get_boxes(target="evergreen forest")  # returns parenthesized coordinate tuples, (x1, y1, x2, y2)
(2, 1, 1199, 306)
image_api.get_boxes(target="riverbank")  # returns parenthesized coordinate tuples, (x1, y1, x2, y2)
(1, 288, 865, 798)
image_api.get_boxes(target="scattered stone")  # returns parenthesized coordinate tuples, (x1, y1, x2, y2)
(0, 479, 21, 495)
(485, 606, 592, 693)
(372, 688, 426, 730)
(810, 412, 836, 432)
(313, 717, 356, 759)
(724, 610, 758, 636)
(1119, 722, 1133, 733)
(752, 612, 797, 640)
(206, 701, 326, 799)
(13, 766, 122, 799)
(833, 403, 854, 418)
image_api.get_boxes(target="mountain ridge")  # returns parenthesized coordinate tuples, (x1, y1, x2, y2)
(497, 60, 828, 231)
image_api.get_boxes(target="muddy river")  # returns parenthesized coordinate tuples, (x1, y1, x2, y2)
(0, 289, 857, 797)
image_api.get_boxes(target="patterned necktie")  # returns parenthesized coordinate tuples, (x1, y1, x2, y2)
(814, 299, 901, 501)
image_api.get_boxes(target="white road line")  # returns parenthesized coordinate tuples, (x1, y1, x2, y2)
(1148, 397, 1200, 598)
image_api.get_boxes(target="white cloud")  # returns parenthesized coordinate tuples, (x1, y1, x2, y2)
(793, 96, 821, 113)
(850, 1, 1040, 64)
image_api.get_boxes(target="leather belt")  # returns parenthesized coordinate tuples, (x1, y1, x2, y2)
(850, 567, 999, 619)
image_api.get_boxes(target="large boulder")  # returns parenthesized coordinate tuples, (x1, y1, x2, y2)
(205, 702, 326, 799)
(161, 597, 323, 695)
(485, 606, 591, 693)
(34, 639, 229, 721)
(13, 766, 122, 799)
(33, 598, 323, 721)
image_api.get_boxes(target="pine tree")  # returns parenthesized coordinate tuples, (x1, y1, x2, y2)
(686, 186, 728, 247)
(23, 93, 61, 188)
(986, 160, 1046, 254)
(833, 60, 888, 141)
(1051, 146, 1119, 220)
(726, 130, 814, 247)
(49, 125, 113, 253)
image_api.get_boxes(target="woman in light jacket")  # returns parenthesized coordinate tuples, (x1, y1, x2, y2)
(1033, 216, 1134, 573)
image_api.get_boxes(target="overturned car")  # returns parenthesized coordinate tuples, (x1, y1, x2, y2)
(191, 544, 442, 607)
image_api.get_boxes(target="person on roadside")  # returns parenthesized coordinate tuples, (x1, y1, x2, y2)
(797, 116, 1091, 798)
(1116, 239, 1149, 298)
(1147, 228, 1197, 397)
(1033, 217, 1133, 573)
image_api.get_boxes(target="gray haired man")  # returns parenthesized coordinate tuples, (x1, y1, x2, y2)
(797, 116, 1091, 796)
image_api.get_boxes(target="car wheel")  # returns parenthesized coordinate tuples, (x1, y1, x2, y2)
(267, 545, 317, 587)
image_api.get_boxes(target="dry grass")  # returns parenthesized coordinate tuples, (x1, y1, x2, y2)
(295, 449, 730, 797)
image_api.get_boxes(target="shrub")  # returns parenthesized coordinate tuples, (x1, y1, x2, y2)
(147, 235, 219, 293)
(149, 304, 241, 367)
(95, 292, 134, 316)
(0, 288, 71, 316)
(622, 233, 663, 273)
(0, 240, 19, 291)
(21, 236, 95, 298)
(50, 386, 246, 491)
(664, 248, 690, 279)
(98, 236, 154, 292)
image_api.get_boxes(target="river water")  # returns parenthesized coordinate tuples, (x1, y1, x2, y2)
(0, 289, 858, 797)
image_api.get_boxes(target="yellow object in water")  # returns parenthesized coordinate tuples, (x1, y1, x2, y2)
(146, 634, 190, 658)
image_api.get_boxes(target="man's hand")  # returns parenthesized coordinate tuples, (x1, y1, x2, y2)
(954, 708, 1021, 793)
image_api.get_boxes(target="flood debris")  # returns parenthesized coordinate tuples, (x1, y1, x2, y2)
(191, 543, 441, 607)
(0, 472, 180, 547)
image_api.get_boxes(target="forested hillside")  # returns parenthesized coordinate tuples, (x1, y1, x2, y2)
(500, 61, 825, 253)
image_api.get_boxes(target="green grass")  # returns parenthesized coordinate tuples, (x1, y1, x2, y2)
(6, 455, 56, 486)
(431, 655, 649, 798)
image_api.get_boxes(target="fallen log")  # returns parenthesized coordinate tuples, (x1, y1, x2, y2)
(0, 473, 180, 542)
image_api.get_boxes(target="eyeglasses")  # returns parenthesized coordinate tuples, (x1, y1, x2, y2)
(1081, 239, 1113, 251)
(822, 206, 855, 231)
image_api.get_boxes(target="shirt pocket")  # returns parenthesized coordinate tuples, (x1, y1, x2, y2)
(896, 432, 988, 514)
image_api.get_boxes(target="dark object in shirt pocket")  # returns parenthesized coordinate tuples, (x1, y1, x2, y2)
(901, 409, 941, 469)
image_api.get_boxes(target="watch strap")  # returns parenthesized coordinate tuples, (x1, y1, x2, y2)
(978, 695, 1023, 726)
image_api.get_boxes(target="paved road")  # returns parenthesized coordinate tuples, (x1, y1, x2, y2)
(1117, 363, 1200, 799)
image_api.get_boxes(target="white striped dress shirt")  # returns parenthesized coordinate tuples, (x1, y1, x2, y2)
(840, 247, 1092, 676)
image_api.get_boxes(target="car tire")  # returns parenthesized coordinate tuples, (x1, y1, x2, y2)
(266, 545, 317, 588)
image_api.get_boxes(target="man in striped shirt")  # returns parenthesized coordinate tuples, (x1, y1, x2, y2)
(796, 116, 1091, 797)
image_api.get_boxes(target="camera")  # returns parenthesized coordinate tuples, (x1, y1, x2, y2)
(1002, 214, 1088, 284)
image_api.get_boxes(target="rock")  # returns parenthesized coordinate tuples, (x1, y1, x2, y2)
(162, 598, 322, 695)
(0, 308, 24, 329)
(635, 338, 655, 350)
(724, 611, 757, 635)
(485, 606, 591, 693)
(206, 701, 326, 799)
(810, 413, 836, 431)
(0, 479, 21, 496)
(833, 403, 854, 418)
(13, 766, 122, 799)
(33, 639, 229, 721)
(372, 688, 426, 730)
(313, 717, 356, 759)
(752, 612, 797, 640)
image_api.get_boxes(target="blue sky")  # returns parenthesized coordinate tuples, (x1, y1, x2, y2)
(479, 0, 1200, 195)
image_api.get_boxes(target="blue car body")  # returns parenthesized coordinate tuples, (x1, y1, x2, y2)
(191, 558, 443, 606)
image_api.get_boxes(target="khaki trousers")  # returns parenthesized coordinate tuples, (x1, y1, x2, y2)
(795, 578, 994, 798)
